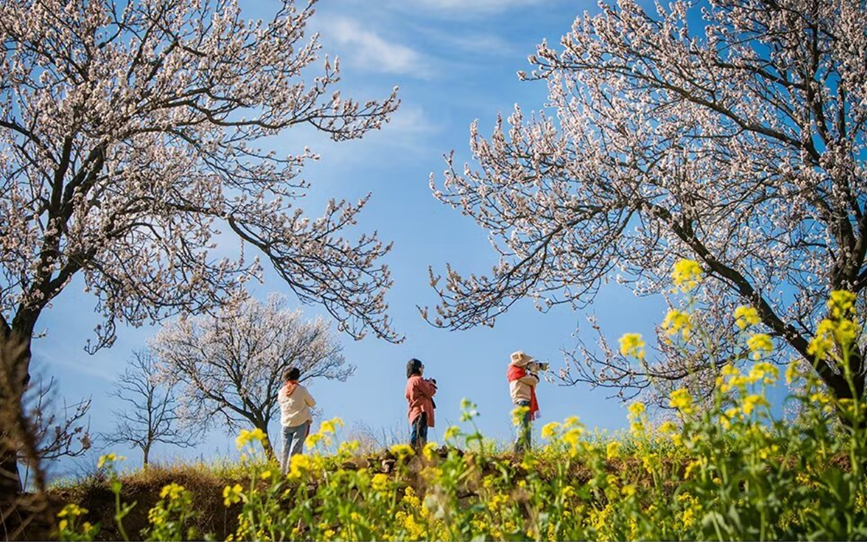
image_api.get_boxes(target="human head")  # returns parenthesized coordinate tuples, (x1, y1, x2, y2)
(283, 367, 301, 382)
(406, 358, 424, 378)
(509, 351, 533, 367)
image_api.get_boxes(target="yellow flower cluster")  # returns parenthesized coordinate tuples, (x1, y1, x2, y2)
(662, 309, 692, 339)
(320, 417, 344, 435)
(58, 503, 86, 519)
(618, 333, 646, 360)
(541, 421, 560, 440)
(286, 453, 313, 482)
(808, 290, 861, 361)
(371, 473, 390, 492)
(422, 441, 438, 460)
(390, 443, 416, 459)
(487, 493, 509, 512)
(734, 305, 761, 329)
(669, 388, 694, 415)
(58, 503, 91, 532)
(235, 428, 266, 450)
(746, 333, 773, 360)
(97, 453, 125, 469)
(671, 259, 704, 292)
(159, 482, 186, 501)
(510, 405, 530, 427)
(394, 510, 425, 539)
(223, 483, 243, 507)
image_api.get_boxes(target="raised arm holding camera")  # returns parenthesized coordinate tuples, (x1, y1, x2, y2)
(405, 358, 437, 451)
(506, 351, 546, 453)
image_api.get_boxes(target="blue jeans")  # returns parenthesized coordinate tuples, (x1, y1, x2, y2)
(280, 421, 310, 474)
(514, 400, 532, 453)
(410, 412, 428, 450)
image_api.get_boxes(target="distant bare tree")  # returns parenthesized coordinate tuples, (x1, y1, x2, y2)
(104, 350, 200, 466)
(152, 293, 353, 456)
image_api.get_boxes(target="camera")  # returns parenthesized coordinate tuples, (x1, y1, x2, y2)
(526, 361, 549, 373)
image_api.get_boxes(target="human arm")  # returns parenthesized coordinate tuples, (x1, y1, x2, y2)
(518, 374, 539, 387)
(414, 377, 438, 398)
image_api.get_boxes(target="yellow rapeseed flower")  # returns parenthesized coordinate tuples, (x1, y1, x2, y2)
(541, 422, 560, 440)
(58, 504, 87, 519)
(159, 482, 186, 500)
(319, 418, 344, 435)
(742, 394, 769, 415)
(669, 388, 694, 415)
(746, 333, 773, 360)
(785, 360, 800, 384)
(734, 306, 760, 329)
(444, 425, 461, 440)
(97, 453, 125, 469)
(658, 421, 677, 434)
(808, 319, 836, 360)
(672, 259, 704, 292)
(371, 473, 389, 492)
(829, 290, 856, 319)
(628, 402, 646, 418)
(97, 453, 116, 468)
(563, 416, 581, 428)
(235, 428, 266, 450)
(748, 362, 779, 384)
(390, 443, 415, 459)
(662, 309, 692, 339)
(621, 484, 637, 497)
(511, 405, 530, 426)
(618, 333, 646, 360)
(422, 441, 438, 460)
(606, 441, 621, 460)
(223, 484, 243, 507)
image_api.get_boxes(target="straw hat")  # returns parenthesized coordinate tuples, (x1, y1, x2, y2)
(509, 351, 534, 367)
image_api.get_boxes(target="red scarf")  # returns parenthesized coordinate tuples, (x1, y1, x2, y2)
(506, 366, 540, 420)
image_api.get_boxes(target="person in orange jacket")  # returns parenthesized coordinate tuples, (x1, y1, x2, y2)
(405, 358, 437, 450)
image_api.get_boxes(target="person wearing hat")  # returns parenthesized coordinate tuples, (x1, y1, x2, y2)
(507, 351, 541, 453)
(405, 358, 437, 450)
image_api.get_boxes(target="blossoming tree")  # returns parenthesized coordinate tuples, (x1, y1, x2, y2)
(0, 0, 398, 490)
(150, 293, 352, 456)
(427, 0, 865, 406)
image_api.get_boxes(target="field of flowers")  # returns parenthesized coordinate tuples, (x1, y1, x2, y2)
(54, 281, 866, 541)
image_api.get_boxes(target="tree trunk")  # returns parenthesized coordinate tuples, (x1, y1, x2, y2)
(143, 445, 150, 467)
(0, 326, 32, 498)
(258, 424, 276, 460)
(0, 327, 35, 538)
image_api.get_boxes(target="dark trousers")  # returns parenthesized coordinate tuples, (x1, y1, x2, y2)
(410, 412, 428, 449)
(514, 400, 532, 453)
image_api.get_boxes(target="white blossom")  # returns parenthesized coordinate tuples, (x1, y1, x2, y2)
(428, 0, 866, 405)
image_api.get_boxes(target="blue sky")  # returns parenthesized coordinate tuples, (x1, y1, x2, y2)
(36, 0, 675, 477)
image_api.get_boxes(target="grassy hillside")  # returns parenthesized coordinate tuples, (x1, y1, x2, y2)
(36, 289, 867, 541)
(40, 362, 866, 541)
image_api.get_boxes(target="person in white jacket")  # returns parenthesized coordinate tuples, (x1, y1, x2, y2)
(277, 367, 316, 473)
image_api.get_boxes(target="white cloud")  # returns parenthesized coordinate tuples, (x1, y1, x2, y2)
(410, 0, 549, 14)
(387, 105, 442, 135)
(321, 17, 433, 78)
